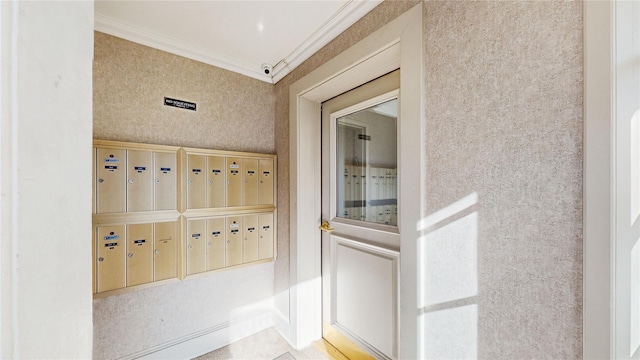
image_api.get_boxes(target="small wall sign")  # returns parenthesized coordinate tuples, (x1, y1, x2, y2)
(164, 97, 196, 111)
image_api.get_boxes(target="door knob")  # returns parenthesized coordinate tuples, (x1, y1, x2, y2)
(319, 221, 334, 233)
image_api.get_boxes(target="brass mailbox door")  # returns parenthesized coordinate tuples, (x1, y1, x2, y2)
(206, 217, 226, 271)
(127, 150, 153, 212)
(225, 216, 243, 266)
(96, 225, 126, 292)
(96, 148, 126, 213)
(154, 221, 177, 281)
(258, 159, 274, 205)
(207, 156, 226, 208)
(186, 219, 206, 275)
(258, 213, 274, 260)
(226, 157, 243, 206)
(187, 154, 206, 209)
(126, 223, 153, 287)
(242, 214, 259, 263)
(154, 152, 177, 210)
(243, 158, 259, 206)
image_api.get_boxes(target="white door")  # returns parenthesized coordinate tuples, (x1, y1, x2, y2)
(321, 70, 400, 359)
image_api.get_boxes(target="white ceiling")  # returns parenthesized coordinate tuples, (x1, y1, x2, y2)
(95, 0, 383, 84)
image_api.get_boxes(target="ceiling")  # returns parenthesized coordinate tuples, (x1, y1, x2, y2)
(95, 0, 383, 84)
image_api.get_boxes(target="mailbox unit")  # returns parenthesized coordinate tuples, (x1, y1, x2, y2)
(180, 147, 275, 211)
(183, 212, 275, 278)
(92, 140, 277, 298)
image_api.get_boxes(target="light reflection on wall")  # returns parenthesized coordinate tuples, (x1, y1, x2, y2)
(417, 193, 478, 359)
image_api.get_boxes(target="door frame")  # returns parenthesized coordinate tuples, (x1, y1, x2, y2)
(584, 1, 640, 358)
(288, 3, 423, 358)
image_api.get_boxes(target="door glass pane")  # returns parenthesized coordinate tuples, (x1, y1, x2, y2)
(336, 98, 397, 226)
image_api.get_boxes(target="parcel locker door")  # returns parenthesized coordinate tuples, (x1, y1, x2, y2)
(207, 156, 226, 208)
(226, 216, 242, 266)
(243, 214, 259, 263)
(154, 152, 177, 210)
(206, 217, 226, 271)
(243, 159, 259, 206)
(127, 150, 153, 212)
(258, 159, 274, 205)
(186, 219, 206, 275)
(154, 221, 177, 281)
(126, 223, 153, 286)
(96, 148, 126, 213)
(226, 157, 243, 206)
(187, 154, 206, 209)
(258, 213, 274, 260)
(97, 225, 126, 292)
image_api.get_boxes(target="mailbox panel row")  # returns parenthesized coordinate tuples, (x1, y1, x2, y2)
(93, 141, 277, 298)
(184, 154, 274, 209)
(185, 213, 274, 277)
(95, 148, 177, 213)
(95, 221, 178, 293)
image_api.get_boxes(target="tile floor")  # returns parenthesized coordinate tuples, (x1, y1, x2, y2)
(193, 327, 330, 360)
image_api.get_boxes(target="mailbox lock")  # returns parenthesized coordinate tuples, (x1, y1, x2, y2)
(227, 180, 230, 185)
(188, 180, 193, 184)
(128, 179, 134, 184)
(155, 179, 160, 184)
(98, 179, 104, 183)
(155, 249, 160, 254)
(208, 180, 212, 185)
(208, 242, 212, 247)
(98, 257, 104, 262)
(188, 245, 193, 250)
(227, 240, 231, 244)
(128, 253, 134, 258)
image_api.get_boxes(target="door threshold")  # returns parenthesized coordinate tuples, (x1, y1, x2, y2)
(313, 339, 350, 360)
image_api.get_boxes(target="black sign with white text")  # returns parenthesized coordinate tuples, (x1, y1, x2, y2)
(164, 97, 196, 111)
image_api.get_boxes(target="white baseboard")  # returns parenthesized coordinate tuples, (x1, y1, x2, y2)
(119, 312, 273, 360)
(272, 308, 291, 347)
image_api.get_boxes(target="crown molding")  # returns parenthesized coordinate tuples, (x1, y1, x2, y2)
(95, 0, 383, 84)
(270, 0, 383, 83)
(95, 13, 274, 83)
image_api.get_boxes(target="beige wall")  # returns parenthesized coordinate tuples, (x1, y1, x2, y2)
(275, 0, 583, 358)
(424, 1, 583, 357)
(94, 32, 274, 153)
(93, 32, 276, 359)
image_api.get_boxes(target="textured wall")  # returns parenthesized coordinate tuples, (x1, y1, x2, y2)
(275, 0, 583, 358)
(422, 1, 583, 358)
(94, 32, 274, 153)
(93, 32, 276, 359)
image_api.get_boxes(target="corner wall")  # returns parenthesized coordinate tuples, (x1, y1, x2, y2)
(92, 32, 276, 359)
(1, 1, 94, 358)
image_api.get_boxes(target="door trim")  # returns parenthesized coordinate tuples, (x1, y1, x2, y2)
(584, 1, 640, 359)
(288, 4, 424, 358)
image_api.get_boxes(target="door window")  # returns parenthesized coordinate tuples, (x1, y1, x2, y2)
(336, 98, 398, 226)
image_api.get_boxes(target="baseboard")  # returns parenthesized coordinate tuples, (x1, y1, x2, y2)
(119, 311, 273, 360)
(273, 307, 291, 346)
